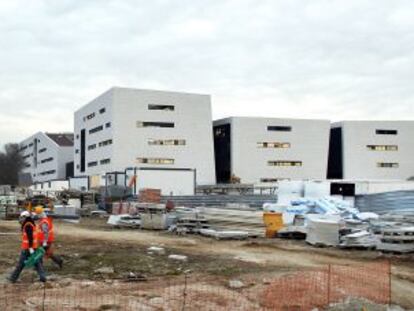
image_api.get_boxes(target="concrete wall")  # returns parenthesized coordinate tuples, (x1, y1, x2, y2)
(74, 87, 216, 185)
(214, 117, 331, 184)
(334, 121, 414, 180)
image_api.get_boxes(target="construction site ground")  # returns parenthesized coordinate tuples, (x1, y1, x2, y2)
(1, 218, 414, 309)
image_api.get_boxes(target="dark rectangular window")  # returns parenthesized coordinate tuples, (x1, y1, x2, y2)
(214, 124, 231, 183)
(29, 143, 33, 147)
(88, 144, 97, 150)
(148, 104, 175, 111)
(257, 142, 290, 148)
(98, 139, 113, 147)
(100, 158, 111, 165)
(137, 158, 174, 164)
(39, 170, 56, 176)
(267, 126, 292, 132)
(85, 112, 95, 120)
(367, 145, 398, 151)
(377, 162, 399, 168)
(105, 122, 111, 128)
(38, 148, 47, 153)
(89, 125, 104, 134)
(40, 157, 53, 164)
(148, 139, 185, 146)
(260, 178, 281, 183)
(327, 127, 343, 179)
(99, 108, 106, 114)
(88, 161, 98, 167)
(75, 149, 79, 154)
(268, 161, 302, 167)
(136, 121, 175, 128)
(80, 129, 86, 172)
(376, 129, 398, 135)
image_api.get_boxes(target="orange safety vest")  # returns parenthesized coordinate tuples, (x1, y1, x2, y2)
(37, 217, 54, 243)
(21, 222, 38, 250)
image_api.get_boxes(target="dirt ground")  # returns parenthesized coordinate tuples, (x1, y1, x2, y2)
(1, 218, 414, 309)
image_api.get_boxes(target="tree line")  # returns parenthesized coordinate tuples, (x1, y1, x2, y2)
(0, 143, 24, 185)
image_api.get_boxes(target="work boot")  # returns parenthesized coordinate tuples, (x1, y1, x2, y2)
(52, 256, 63, 269)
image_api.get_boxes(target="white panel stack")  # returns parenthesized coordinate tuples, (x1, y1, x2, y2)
(306, 214, 343, 246)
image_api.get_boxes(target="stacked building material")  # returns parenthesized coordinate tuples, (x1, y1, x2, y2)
(199, 229, 249, 240)
(139, 189, 161, 203)
(161, 194, 277, 208)
(339, 230, 379, 249)
(356, 190, 414, 214)
(107, 214, 141, 228)
(306, 214, 343, 246)
(175, 216, 210, 234)
(197, 206, 265, 237)
(377, 226, 414, 253)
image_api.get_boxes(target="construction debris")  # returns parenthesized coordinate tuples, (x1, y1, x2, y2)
(168, 254, 188, 262)
(228, 279, 245, 289)
(147, 246, 166, 255)
(340, 230, 379, 249)
(199, 229, 249, 240)
(107, 214, 141, 228)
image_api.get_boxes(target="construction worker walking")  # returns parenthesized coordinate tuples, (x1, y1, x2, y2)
(8, 211, 46, 283)
(34, 206, 63, 268)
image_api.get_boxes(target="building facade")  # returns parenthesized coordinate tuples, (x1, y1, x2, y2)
(328, 121, 414, 180)
(19, 132, 74, 184)
(73, 87, 216, 185)
(213, 117, 331, 184)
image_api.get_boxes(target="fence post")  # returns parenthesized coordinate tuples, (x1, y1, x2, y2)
(327, 264, 331, 305)
(388, 259, 392, 305)
(42, 282, 46, 311)
(181, 273, 188, 311)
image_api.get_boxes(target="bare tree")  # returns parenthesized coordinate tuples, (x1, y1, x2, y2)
(0, 143, 25, 185)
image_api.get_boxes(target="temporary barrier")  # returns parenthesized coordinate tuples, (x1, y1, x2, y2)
(262, 260, 391, 310)
(0, 261, 391, 311)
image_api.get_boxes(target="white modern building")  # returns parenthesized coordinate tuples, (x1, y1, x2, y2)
(19, 132, 74, 184)
(328, 121, 414, 180)
(73, 87, 216, 185)
(213, 117, 331, 184)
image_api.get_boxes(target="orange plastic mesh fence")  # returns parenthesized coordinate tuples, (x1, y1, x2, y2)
(261, 260, 391, 310)
(0, 261, 390, 311)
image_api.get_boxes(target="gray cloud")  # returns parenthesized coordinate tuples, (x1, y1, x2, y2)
(1, 0, 414, 145)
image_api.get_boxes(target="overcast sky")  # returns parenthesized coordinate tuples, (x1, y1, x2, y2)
(1, 0, 414, 145)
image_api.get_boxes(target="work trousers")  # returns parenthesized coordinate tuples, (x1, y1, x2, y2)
(44, 243, 63, 267)
(9, 250, 46, 282)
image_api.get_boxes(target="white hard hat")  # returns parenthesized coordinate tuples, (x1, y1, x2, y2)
(20, 211, 31, 218)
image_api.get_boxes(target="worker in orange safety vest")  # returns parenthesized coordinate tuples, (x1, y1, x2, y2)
(34, 206, 63, 269)
(8, 211, 46, 283)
